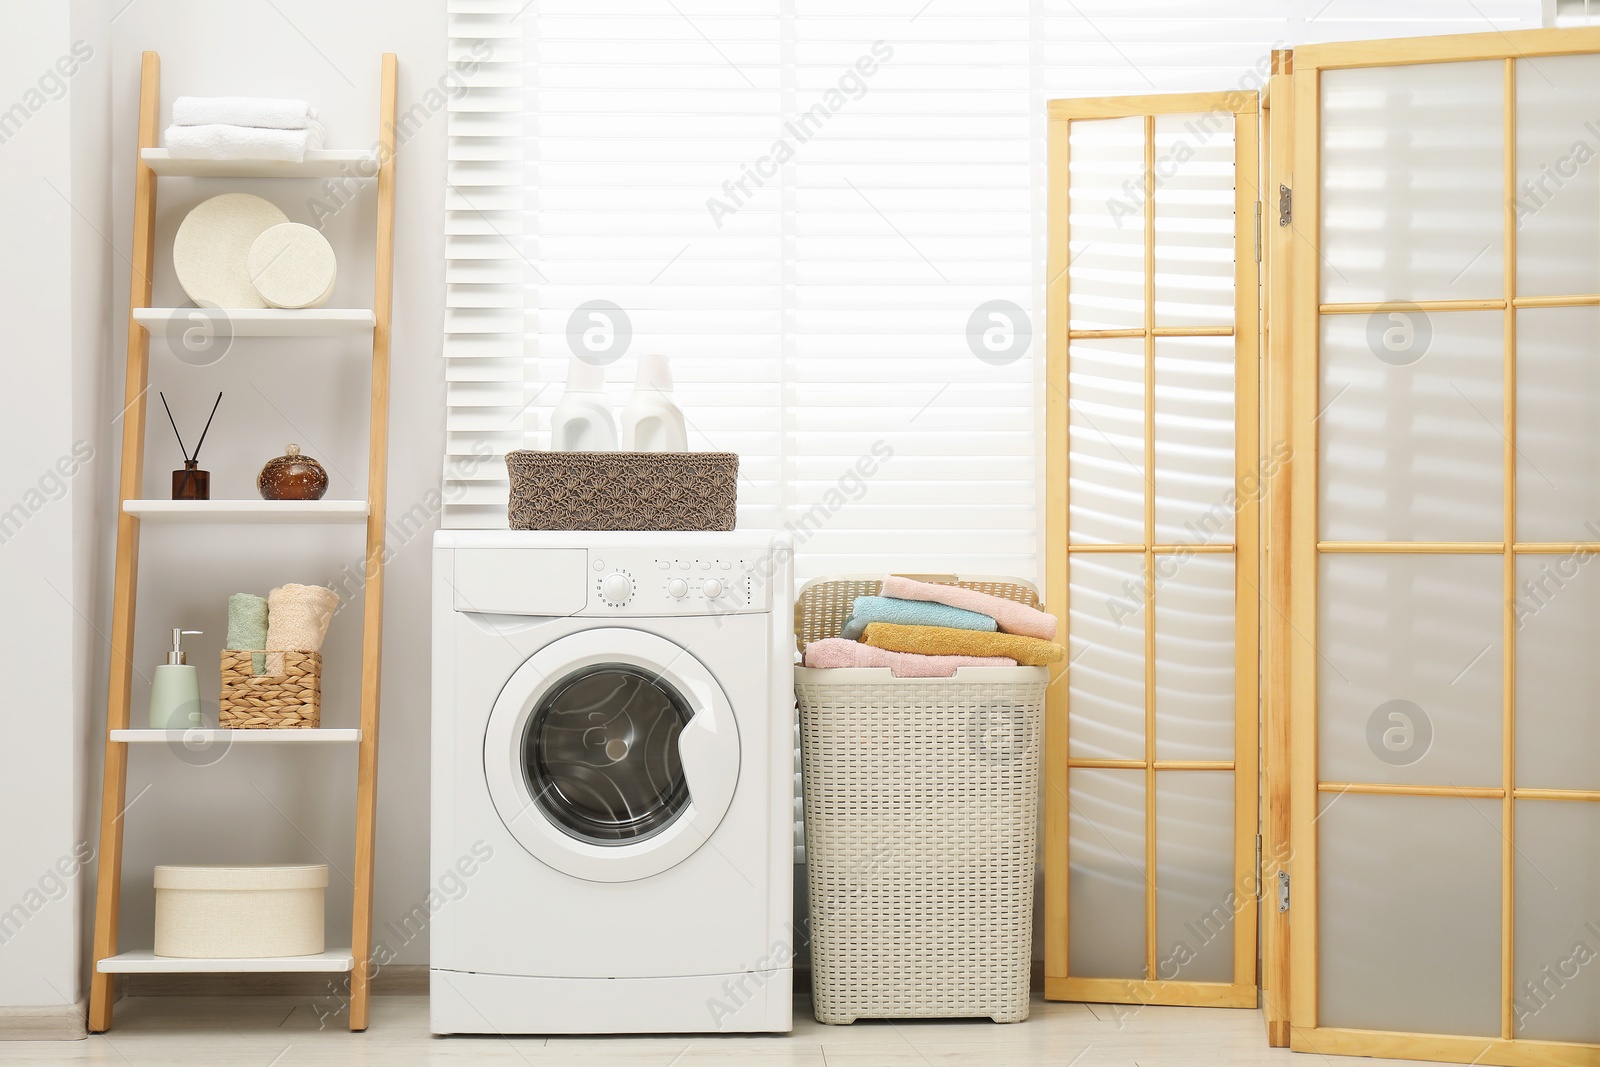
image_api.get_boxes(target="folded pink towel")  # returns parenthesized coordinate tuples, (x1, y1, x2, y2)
(879, 575, 1058, 640)
(802, 638, 1017, 678)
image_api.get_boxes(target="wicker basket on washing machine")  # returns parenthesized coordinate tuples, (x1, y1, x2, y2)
(794, 575, 1050, 1024)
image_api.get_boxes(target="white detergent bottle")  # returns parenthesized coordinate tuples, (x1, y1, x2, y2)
(621, 353, 688, 452)
(550, 358, 618, 451)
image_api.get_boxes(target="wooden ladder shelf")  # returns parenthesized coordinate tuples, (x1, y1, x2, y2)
(88, 51, 398, 1033)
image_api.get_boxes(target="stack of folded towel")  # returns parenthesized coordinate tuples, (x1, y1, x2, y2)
(165, 97, 325, 163)
(803, 575, 1064, 679)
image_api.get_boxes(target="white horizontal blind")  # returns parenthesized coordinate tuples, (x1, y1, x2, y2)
(444, 0, 529, 527)
(522, 1, 786, 533)
(444, 0, 1541, 561)
(788, 3, 1035, 578)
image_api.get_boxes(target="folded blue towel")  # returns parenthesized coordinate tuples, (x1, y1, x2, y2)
(840, 595, 998, 641)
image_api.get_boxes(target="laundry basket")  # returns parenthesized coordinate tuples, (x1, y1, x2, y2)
(794, 575, 1050, 1024)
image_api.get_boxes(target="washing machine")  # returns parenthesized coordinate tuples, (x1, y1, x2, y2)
(429, 530, 794, 1035)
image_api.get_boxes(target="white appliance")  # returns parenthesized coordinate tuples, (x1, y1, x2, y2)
(430, 530, 794, 1035)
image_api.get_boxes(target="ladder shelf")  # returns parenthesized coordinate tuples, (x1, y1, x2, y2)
(87, 51, 397, 1034)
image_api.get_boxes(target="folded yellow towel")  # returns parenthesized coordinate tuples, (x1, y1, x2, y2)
(859, 622, 1065, 666)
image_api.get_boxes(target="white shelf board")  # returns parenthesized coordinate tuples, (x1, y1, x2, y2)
(124, 499, 368, 524)
(112, 729, 361, 744)
(98, 949, 354, 974)
(134, 307, 375, 337)
(142, 148, 377, 178)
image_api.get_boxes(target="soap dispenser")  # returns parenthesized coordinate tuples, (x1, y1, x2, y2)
(550, 358, 618, 452)
(620, 353, 688, 452)
(149, 629, 203, 730)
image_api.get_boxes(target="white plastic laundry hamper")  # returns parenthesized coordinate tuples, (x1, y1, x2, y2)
(794, 575, 1049, 1024)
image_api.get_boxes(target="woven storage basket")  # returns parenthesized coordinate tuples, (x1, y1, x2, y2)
(795, 575, 1049, 1024)
(505, 450, 737, 531)
(219, 650, 321, 729)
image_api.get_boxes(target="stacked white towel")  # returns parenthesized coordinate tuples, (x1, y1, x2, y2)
(173, 96, 319, 129)
(164, 96, 324, 163)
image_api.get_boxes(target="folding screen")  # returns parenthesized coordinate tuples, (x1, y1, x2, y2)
(1045, 90, 1261, 1009)
(1288, 25, 1600, 1066)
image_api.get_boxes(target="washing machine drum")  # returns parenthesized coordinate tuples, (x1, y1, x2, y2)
(484, 628, 741, 883)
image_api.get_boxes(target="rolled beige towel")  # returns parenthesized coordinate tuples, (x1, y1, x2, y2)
(264, 583, 340, 674)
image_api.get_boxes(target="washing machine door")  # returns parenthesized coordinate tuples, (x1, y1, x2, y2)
(483, 627, 741, 882)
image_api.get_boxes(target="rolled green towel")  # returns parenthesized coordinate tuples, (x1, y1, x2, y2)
(227, 593, 269, 675)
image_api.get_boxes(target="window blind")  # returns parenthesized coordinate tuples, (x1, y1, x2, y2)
(443, 0, 1540, 571)
(443, 0, 529, 528)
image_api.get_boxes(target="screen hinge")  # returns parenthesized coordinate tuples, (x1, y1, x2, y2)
(1254, 202, 1263, 262)
(1277, 870, 1291, 913)
(1278, 184, 1292, 227)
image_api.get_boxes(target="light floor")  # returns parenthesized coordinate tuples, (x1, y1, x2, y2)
(7, 995, 1469, 1066)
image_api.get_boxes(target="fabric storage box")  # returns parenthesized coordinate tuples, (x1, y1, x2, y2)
(505, 450, 737, 531)
(153, 864, 327, 958)
(794, 575, 1050, 1024)
(219, 649, 321, 728)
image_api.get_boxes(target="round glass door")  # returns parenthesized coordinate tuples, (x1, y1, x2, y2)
(483, 627, 741, 882)
(524, 664, 693, 845)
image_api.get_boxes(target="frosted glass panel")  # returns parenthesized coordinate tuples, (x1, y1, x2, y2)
(1154, 335, 1234, 543)
(1516, 54, 1600, 297)
(1154, 771, 1234, 984)
(1069, 116, 1146, 330)
(1319, 311, 1503, 542)
(1516, 307, 1600, 542)
(1515, 554, 1600, 792)
(1321, 61, 1504, 304)
(1514, 801, 1600, 1044)
(1069, 553, 1145, 761)
(1153, 112, 1234, 329)
(1319, 794, 1502, 1036)
(1069, 338, 1145, 545)
(1154, 554, 1234, 763)
(1069, 769, 1146, 979)
(1319, 554, 1501, 786)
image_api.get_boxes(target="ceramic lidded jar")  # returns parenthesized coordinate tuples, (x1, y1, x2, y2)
(258, 444, 329, 501)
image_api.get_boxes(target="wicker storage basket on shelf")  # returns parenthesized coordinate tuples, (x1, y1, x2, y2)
(794, 575, 1049, 1024)
(219, 650, 321, 729)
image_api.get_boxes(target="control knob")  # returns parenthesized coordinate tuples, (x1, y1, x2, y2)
(600, 572, 634, 606)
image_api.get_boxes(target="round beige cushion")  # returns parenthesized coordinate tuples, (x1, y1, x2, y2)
(173, 194, 289, 309)
(247, 222, 337, 309)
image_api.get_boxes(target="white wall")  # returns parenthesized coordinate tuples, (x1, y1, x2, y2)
(0, 0, 110, 1022)
(95, 0, 447, 981)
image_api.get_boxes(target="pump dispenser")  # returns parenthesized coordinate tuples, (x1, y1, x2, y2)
(621, 353, 688, 452)
(149, 628, 203, 730)
(550, 358, 618, 452)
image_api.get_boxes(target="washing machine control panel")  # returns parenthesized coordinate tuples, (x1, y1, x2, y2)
(585, 551, 771, 614)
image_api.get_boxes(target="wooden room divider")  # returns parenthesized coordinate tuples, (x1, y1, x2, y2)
(1047, 26, 1600, 1067)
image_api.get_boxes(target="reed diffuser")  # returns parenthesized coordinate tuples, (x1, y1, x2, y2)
(163, 391, 222, 501)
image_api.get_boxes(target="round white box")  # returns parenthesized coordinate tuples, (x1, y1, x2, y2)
(247, 222, 337, 309)
(153, 864, 327, 959)
(172, 194, 289, 309)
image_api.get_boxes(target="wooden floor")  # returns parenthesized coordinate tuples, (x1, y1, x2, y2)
(5, 995, 1468, 1065)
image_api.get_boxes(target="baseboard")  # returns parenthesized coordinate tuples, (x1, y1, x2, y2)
(119, 962, 1045, 1000)
(0, 1001, 87, 1041)
(122, 964, 429, 998)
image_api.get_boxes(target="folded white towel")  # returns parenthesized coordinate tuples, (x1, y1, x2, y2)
(164, 121, 325, 163)
(172, 96, 319, 130)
